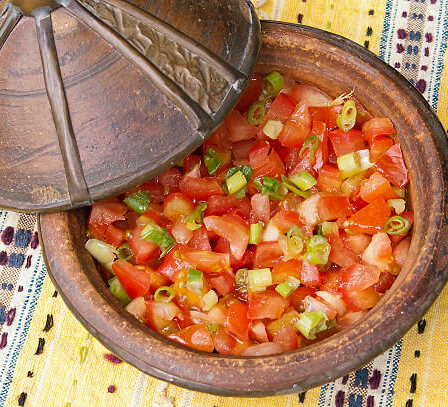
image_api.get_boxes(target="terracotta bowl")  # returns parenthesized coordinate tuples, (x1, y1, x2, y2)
(39, 22, 448, 396)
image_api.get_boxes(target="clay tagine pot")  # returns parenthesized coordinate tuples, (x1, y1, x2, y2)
(39, 21, 448, 396)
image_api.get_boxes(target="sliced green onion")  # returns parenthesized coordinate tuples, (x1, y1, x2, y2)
(247, 268, 272, 293)
(281, 175, 311, 198)
(206, 323, 219, 334)
(384, 216, 410, 235)
(275, 276, 300, 298)
(184, 202, 208, 231)
(295, 310, 329, 339)
(392, 186, 406, 198)
(387, 199, 406, 215)
(85, 239, 116, 273)
(204, 147, 222, 175)
(141, 222, 175, 256)
(200, 290, 219, 311)
(123, 190, 151, 214)
(226, 171, 247, 195)
(249, 223, 263, 245)
(299, 134, 320, 166)
(247, 101, 266, 125)
(264, 71, 284, 98)
(254, 176, 285, 200)
(336, 100, 357, 131)
(337, 149, 373, 179)
(226, 165, 252, 182)
(341, 171, 369, 196)
(187, 268, 203, 294)
(109, 277, 131, 306)
(306, 235, 331, 265)
(235, 268, 249, 299)
(289, 171, 317, 191)
(233, 186, 247, 198)
(117, 242, 133, 261)
(263, 120, 284, 139)
(318, 222, 335, 237)
(154, 286, 175, 303)
(287, 225, 305, 257)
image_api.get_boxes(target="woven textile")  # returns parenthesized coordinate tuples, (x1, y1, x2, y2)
(0, 0, 448, 406)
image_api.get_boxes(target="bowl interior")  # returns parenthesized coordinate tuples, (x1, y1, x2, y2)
(39, 22, 448, 397)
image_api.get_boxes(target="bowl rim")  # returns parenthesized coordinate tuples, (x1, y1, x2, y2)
(39, 20, 448, 397)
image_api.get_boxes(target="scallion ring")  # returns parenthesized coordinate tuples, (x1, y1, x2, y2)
(247, 102, 266, 125)
(336, 100, 357, 131)
(384, 216, 410, 235)
(299, 134, 319, 166)
(154, 286, 175, 303)
(264, 71, 284, 98)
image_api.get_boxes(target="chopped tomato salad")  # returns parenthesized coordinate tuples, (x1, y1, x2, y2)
(86, 72, 412, 356)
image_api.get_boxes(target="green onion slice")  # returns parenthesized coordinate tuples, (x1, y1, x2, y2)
(116, 242, 133, 261)
(109, 277, 131, 306)
(287, 225, 305, 258)
(186, 268, 204, 294)
(123, 190, 151, 214)
(281, 175, 311, 198)
(154, 286, 175, 303)
(289, 171, 317, 191)
(295, 310, 329, 339)
(299, 134, 320, 166)
(306, 235, 331, 266)
(85, 239, 116, 272)
(275, 276, 300, 298)
(226, 171, 248, 195)
(384, 216, 411, 235)
(206, 323, 219, 334)
(263, 120, 284, 139)
(249, 223, 263, 245)
(387, 199, 406, 215)
(141, 222, 175, 256)
(317, 222, 335, 237)
(264, 71, 284, 98)
(235, 268, 249, 299)
(200, 290, 219, 311)
(254, 176, 285, 200)
(247, 268, 272, 293)
(184, 202, 208, 231)
(337, 149, 373, 179)
(336, 100, 357, 131)
(226, 165, 253, 182)
(204, 147, 222, 175)
(247, 101, 266, 125)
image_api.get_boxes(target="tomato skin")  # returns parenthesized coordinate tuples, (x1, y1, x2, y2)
(249, 141, 286, 179)
(259, 93, 297, 130)
(180, 246, 231, 274)
(271, 259, 301, 284)
(180, 177, 224, 201)
(370, 136, 394, 162)
(203, 215, 249, 261)
(129, 227, 160, 263)
(309, 105, 342, 130)
(250, 193, 271, 224)
(225, 302, 250, 341)
(359, 172, 398, 203)
(340, 263, 380, 290)
(375, 144, 409, 188)
(318, 195, 353, 221)
(156, 246, 192, 281)
(278, 103, 311, 148)
(273, 327, 298, 350)
(253, 241, 284, 268)
(328, 128, 366, 157)
(163, 192, 194, 221)
(112, 259, 151, 298)
(300, 261, 322, 288)
(168, 324, 214, 352)
(342, 286, 380, 312)
(362, 117, 396, 145)
(187, 226, 211, 251)
(248, 289, 289, 320)
(347, 198, 391, 235)
(225, 109, 258, 143)
(317, 164, 343, 193)
(205, 195, 239, 216)
(210, 273, 234, 296)
(236, 74, 264, 112)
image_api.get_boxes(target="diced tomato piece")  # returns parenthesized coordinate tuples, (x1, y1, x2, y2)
(375, 144, 409, 188)
(359, 172, 398, 203)
(128, 183, 166, 204)
(362, 232, 393, 270)
(225, 302, 250, 341)
(168, 324, 214, 352)
(271, 259, 301, 284)
(249, 141, 286, 179)
(89, 200, 127, 227)
(290, 84, 331, 106)
(170, 219, 193, 245)
(342, 286, 380, 312)
(156, 168, 182, 191)
(271, 210, 303, 234)
(101, 224, 125, 248)
(291, 286, 317, 309)
(187, 226, 211, 251)
(248, 289, 289, 320)
(210, 273, 234, 296)
(374, 272, 396, 293)
(309, 105, 342, 130)
(346, 198, 391, 235)
(183, 154, 207, 177)
(180, 177, 224, 201)
(163, 192, 194, 221)
(249, 320, 269, 342)
(303, 295, 337, 320)
(250, 193, 271, 224)
(259, 93, 297, 130)
(253, 241, 284, 268)
(278, 103, 311, 148)
(320, 268, 343, 293)
(328, 128, 366, 157)
(340, 232, 371, 254)
(351, 97, 373, 127)
(156, 246, 192, 281)
(180, 246, 231, 274)
(232, 139, 253, 163)
(213, 325, 237, 354)
(146, 300, 182, 333)
(394, 237, 411, 269)
(340, 263, 380, 290)
(214, 237, 252, 269)
(317, 164, 343, 193)
(318, 195, 352, 221)
(370, 136, 394, 162)
(129, 226, 160, 263)
(362, 117, 396, 145)
(300, 261, 321, 287)
(203, 215, 249, 261)
(328, 236, 359, 268)
(273, 327, 299, 350)
(311, 121, 329, 172)
(225, 109, 258, 143)
(112, 259, 151, 298)
(205, 195, 240, 217)
(236, 74, 264, 112)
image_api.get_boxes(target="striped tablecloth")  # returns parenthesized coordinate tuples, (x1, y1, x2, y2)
(0, 0, 447, 406)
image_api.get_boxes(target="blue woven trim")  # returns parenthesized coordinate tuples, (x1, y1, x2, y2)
(379, 0, 395, 61)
